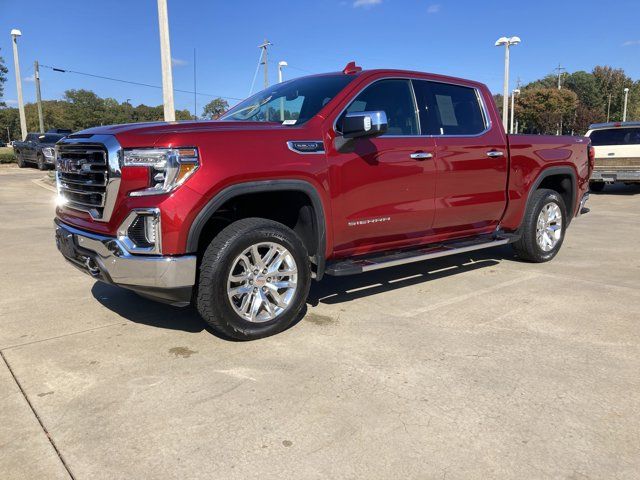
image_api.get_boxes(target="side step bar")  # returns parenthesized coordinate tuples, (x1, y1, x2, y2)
(325, 234, 518, 276)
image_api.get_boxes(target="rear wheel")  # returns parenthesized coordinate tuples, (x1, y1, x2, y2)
(196, 218, 311, 340)
(589, 181, 605, 192)
(512, 188, 566, 263)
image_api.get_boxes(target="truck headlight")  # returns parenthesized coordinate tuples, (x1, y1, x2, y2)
(124, 148, 199, 197)
(43, 147, 55, 160)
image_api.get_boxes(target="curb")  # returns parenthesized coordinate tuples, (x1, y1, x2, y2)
(32, 178, 57, 193)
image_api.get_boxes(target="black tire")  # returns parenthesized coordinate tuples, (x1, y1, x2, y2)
(36, 154, 46, 170)
(512, 188, 567, 263)
(589, 181, 605, 192)
(16, 153, 27, 168)
(196, 218, 311, 340)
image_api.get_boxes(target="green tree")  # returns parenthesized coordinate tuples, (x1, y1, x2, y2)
(0, 48, 8, 107)
(202, 98, 229, 120)
(515, 87, 578, 134)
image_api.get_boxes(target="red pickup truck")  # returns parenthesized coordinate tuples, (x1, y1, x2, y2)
(54, 63, 592, 340)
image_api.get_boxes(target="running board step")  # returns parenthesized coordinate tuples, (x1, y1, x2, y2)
(325, 234, 517, 276)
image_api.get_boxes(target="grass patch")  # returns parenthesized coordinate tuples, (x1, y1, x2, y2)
(0, 146, 16, 164)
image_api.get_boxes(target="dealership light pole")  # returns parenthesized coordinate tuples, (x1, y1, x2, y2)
(510, 89, 520, 134)
(495, 36, 521, 131)
(623, 87, 630, 122)
(157, 0, 175, 121)
(34, 60, 45, 132)
(278, 61, 288, 121)
(10, 29, 27, 140)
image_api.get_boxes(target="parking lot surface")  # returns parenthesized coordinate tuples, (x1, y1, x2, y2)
(1, 165, 639, 480)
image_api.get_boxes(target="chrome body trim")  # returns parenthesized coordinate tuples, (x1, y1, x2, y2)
(54, 219, 196, 293)
(117, 208, 162, 255)
(332, 76, 492, 139)
(55, 134, 122, 222)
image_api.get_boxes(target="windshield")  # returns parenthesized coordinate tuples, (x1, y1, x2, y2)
(589, 128, 640, 146)
(220, 74, 355, 124)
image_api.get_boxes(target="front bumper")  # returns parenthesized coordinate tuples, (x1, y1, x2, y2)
(54, 219, 196, 306)
(590, 170, 640, 182)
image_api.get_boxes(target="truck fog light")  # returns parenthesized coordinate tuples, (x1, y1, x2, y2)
(117, 209, 162, 255)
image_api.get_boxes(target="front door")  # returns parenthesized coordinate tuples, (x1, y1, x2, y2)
(326, 78, 437, 255)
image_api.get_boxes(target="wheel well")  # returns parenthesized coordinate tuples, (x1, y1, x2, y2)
(538, 174, 574, 216)
(196, 190, 319, 260)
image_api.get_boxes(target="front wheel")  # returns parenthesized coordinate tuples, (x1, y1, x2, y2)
(16, 153, 27, 168)
(512, 188, 567, 263)
(36, 154, 46, 170)
(196, 218, 311, 340)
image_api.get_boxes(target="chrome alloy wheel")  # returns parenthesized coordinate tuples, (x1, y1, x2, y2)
(536, 202, 563, 252)
(227, 242, 298, 323)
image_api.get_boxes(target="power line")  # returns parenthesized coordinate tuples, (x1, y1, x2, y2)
(40, 64, 243, 101)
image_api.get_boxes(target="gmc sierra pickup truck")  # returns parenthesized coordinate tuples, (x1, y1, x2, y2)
(54, 63, 592, 340)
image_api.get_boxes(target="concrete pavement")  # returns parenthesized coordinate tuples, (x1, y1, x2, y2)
(1, 164, 639, 479)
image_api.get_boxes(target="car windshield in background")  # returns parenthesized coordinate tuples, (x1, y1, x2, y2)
(220, 74, 355, 125)
(590, 128, 640, 146)
(38, 134, 65, 143)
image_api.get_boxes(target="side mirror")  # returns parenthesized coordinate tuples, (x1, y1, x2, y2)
(340, 111, 388, 139)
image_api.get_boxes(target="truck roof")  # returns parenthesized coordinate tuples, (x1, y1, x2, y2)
(588, 121, 640, 131)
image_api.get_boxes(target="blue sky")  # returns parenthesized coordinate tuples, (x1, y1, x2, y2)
(1, 0, 639, 115)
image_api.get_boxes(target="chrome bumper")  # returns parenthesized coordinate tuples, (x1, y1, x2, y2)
(591, 170, 640, 182)
(54, 219, 196, 306)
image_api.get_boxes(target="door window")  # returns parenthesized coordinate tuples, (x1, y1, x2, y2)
(413, 80, 486, 136)
(338, 79, 418, 136)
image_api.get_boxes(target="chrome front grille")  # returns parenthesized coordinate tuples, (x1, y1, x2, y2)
(55, 135, 122, 222)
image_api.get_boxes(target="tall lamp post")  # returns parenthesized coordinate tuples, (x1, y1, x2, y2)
(623, 87, 630, 122)
(278, 61, 288, 121)
(510, 89, 520, 134)
(495, 36, 521, 130)
(10, 29, 27, 140)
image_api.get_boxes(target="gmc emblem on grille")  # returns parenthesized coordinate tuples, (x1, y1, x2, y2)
(57, 157, 86, 173)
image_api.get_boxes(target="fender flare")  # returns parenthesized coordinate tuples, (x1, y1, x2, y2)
(186, 179, 328, 279)
(523, 166, 577, 226)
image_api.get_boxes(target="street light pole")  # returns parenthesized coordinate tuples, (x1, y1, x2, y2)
(156, 0, 175, 121)
(510, 89, 520, 134)
(495, 36, 521, 131)
(623, 87, 630, 122)
(278, 61, 288, 121)
(34, 60, 45, 132)
(10, 29, 27, 140)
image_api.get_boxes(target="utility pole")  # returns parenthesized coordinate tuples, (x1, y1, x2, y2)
(193, 48, 197, 120)
(278, 61, 287, 121)
(10, 29, 27, 140)
(156, 0, 175, 121)
(623, 87, 629, 122)
(554, 63, 566, 89)
(34, 60, 45, 132)
(510, 89, 520, 134)
(606, 94, 612, 122)
(495, 36, 521, 131)
(258, 39, 272, 89)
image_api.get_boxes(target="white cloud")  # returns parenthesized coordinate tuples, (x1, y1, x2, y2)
(24, 74, 35, 83)
(427, 3, 440, 13)
(353, 0, 382, 8)
(171, 57, 188, 67)
(622, 40, 640, 47)
(4, 99, 18, 106)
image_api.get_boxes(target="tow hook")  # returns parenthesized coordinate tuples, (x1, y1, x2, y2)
(84, 257, 101, 276)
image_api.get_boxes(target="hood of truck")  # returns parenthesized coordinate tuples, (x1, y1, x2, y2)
(73, 121, 300, 148)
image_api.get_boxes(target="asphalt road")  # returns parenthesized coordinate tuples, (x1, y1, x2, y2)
(1, 164, 639, 480)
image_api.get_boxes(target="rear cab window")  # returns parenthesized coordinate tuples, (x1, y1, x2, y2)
(589, 128, 640, 146)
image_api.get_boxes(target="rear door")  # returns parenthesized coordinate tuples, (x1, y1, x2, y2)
(24, 134, 37, 161)
(412, 80, 508, 236)
(327, 78, 437, 254)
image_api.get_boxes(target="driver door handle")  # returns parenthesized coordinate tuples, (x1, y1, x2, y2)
(486, 150, 504, 157)
(410, 152, 433, 160)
